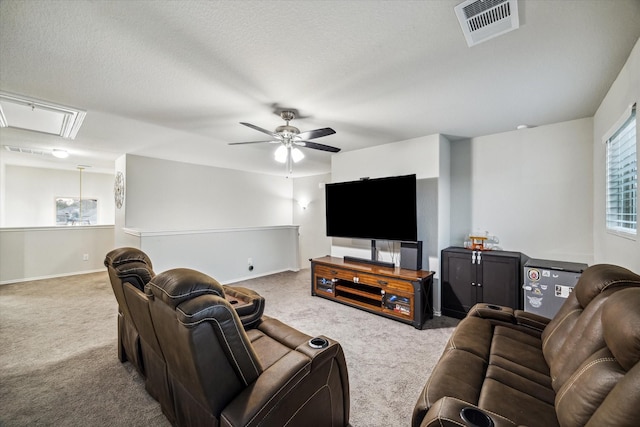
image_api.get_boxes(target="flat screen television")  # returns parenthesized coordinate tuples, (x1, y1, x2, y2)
(325, 174, 418, 242)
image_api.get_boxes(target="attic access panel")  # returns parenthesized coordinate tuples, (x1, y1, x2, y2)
(0, 92, 86, 139)
(454, 0, 519, 47)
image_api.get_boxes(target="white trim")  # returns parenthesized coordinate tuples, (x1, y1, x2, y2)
(123, 225, 299, 238)
(602, 102, 636, 143)
(0, 225, 113, 232)
(0, 268, 105, 285)
(606, 228, 637, 241)
(220, 268, 301, 285)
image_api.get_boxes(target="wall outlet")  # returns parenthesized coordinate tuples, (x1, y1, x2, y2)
(83, 254, 89, 261)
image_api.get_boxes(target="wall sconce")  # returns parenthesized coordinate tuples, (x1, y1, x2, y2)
(297, 199, 310, 210)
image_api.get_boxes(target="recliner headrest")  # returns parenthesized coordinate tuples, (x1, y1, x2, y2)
(574, 264, 640, 308)
(104, 247, 153, 269)
(602, 288, 640, 371)
(145, 268, 224, 309)
(104, 247, 155, 291)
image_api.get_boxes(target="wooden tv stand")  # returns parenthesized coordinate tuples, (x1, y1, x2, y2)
(311, 256, 433, 329)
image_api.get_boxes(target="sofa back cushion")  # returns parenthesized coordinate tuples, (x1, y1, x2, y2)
(554, 288, 640, 427)
(541, 264, 640, 392)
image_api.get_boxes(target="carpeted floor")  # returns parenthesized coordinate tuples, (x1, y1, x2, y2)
(0, 269, 458, 426)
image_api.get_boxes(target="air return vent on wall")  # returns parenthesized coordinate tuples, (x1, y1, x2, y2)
(454, 0, 519, 47)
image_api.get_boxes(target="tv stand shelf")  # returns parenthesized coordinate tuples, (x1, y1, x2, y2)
(311, 256, 434, 329)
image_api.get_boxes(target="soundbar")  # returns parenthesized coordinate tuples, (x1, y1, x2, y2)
(343, 256, 396, 269)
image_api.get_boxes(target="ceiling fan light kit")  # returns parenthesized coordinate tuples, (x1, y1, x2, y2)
(230, 110, 340, 174)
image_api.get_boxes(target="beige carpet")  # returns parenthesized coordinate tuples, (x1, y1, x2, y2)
(0, 269, 457, 426)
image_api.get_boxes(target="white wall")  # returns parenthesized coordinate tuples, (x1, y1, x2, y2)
(332, 134, 441, 182)
(0, 226, 114, 284)
(293, 173, 332, 268)
(115, 154, 301, 282)
(124, 155, 292, 230)
(2, 165, 114, 227)
(463, 118, 593, 264)
(593, 37, 640, 272)
(130, 226, 299, 284)
(438, 135, 451, 256)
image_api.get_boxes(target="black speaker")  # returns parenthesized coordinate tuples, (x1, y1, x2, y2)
(400, 241, 422, 270)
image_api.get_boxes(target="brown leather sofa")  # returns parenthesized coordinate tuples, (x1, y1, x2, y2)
(104, 247, 268, 424)
(146, 267, 350, 427)
(412, 263, 640, 427)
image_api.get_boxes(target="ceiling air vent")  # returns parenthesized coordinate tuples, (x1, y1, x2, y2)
(454, 0, 519, 47)
(3, 145, 48, 156)
(0, 91, 86, 139)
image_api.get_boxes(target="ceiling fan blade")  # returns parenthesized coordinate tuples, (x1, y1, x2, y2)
(296, 127, 336, 140)
(240, 122, 281, 139)
(228, 140, 277, 145)
(297, 141, 341, 153)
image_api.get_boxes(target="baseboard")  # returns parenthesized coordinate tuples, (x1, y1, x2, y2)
(0, 268, 106, 285)
(221, 268, 301, 285)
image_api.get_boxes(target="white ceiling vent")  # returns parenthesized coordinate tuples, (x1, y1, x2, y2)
(454, 0, 519, 47)
(3, 145, 49, 156)
(0, 92, 86, 139)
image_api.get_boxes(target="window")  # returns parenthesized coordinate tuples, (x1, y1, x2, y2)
(606, 105, 637, 236)
(55, 197, 98, 225)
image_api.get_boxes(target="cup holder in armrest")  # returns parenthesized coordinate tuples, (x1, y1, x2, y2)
(308, 337, 329, 349)
(460, 407, 494, 427)
(486, 304, 502, 310)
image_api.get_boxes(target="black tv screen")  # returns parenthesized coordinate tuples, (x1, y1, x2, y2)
(325, 174, 418, 241)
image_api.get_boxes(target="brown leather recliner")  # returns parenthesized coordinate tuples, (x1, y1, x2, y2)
(105, 247, 268, 424)
(104, 247, 175, 422)
(104, 247, 155, 373)
(145, 268, 350, 427)
(412, 263, 640, 427)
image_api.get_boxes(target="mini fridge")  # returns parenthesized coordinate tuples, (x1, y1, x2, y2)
(523, 259, 588, 318)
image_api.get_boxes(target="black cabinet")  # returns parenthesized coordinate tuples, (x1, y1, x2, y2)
(441, 247, 524, 319)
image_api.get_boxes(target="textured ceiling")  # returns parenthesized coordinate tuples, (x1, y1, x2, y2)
(1, 0, 639, 176)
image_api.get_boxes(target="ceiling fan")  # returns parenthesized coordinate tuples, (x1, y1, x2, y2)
(229, 110, 340, 174)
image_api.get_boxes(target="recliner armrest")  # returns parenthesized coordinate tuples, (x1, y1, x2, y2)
(223, 285, 265, 329)
(419, 397, 517, 427)
(296, 335, 345, 371)
(221, 350, 311, 427)
(468, 303, 516, 323)
(514, 310, 550, 332)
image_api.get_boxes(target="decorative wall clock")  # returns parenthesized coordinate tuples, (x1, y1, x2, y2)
(114, 171, 124, 209)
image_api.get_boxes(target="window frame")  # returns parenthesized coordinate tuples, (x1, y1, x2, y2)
(604, 104, 637, 239)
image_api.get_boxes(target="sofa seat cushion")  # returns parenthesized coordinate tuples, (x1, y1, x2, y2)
(479, 378, 559, 427)
(415, 316, 559, 427)
(245, 328, 297, 371)
(490, 326, 551, 387)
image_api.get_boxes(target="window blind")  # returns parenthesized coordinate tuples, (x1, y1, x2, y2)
(606, 105, 637, 235)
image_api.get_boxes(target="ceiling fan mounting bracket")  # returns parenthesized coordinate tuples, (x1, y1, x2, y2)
(279, 110, 296, 123)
